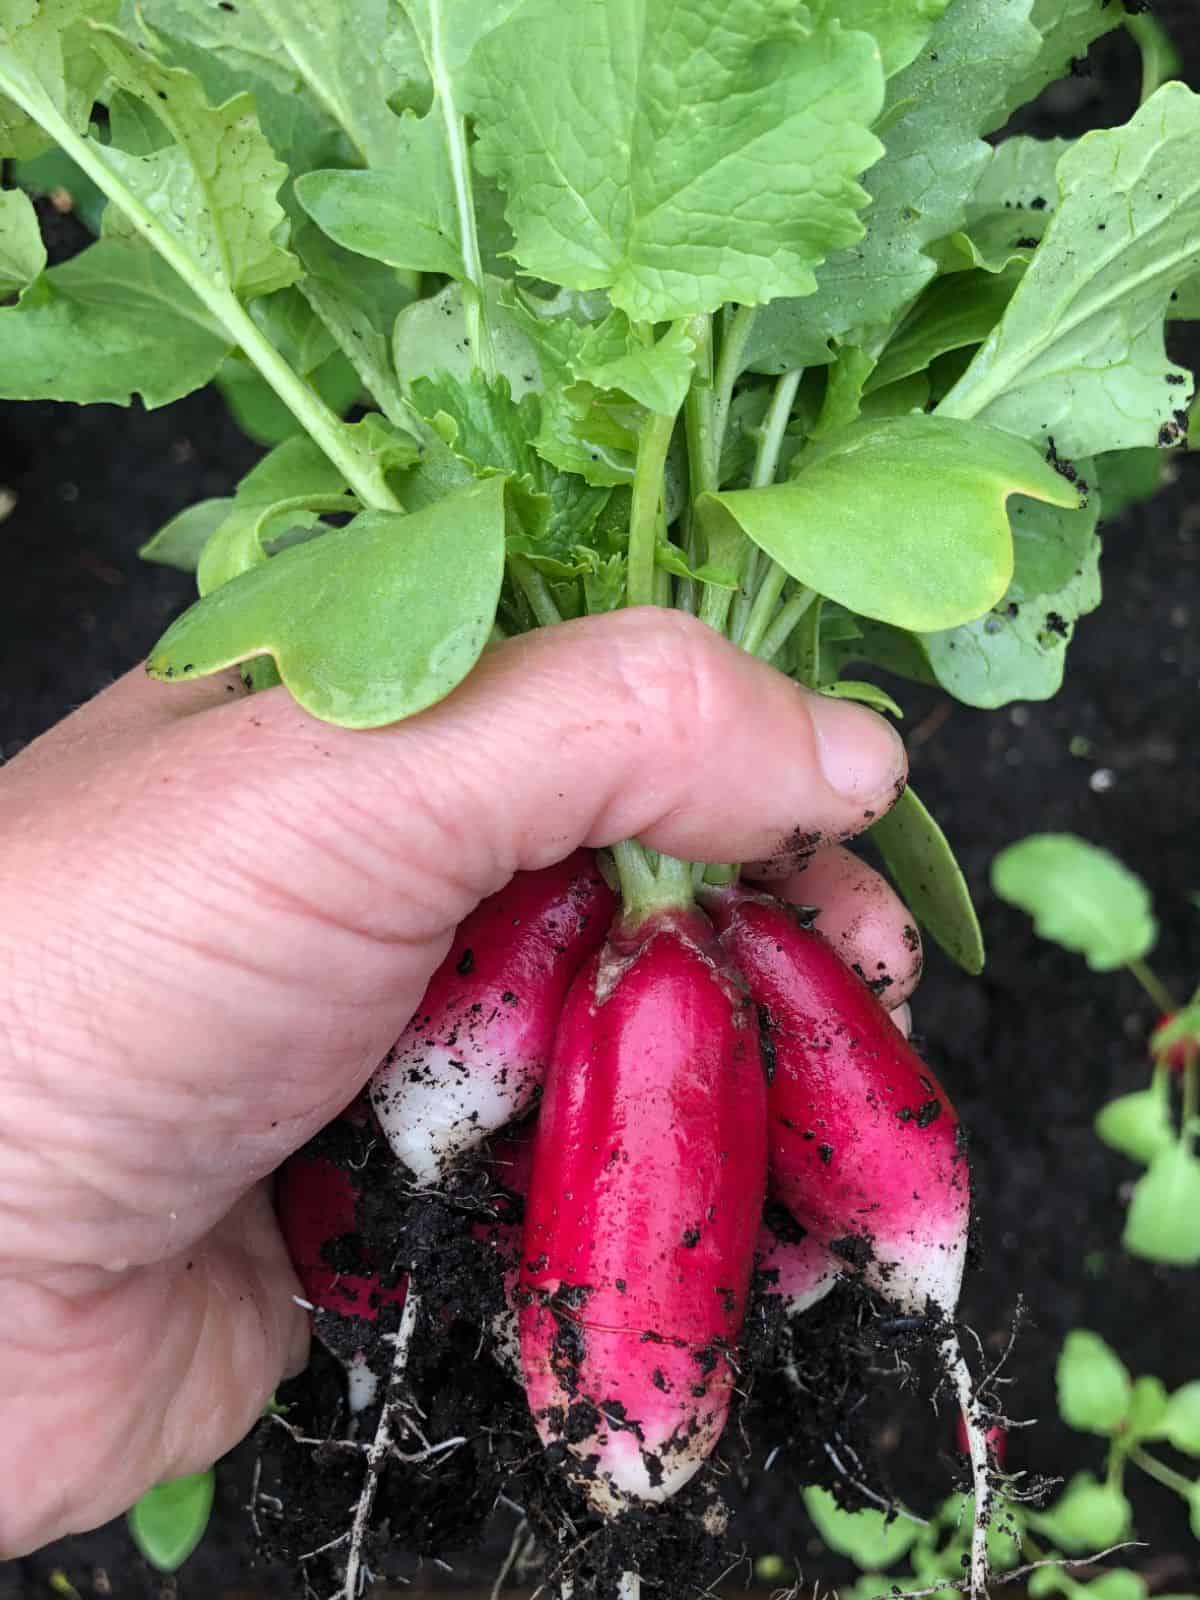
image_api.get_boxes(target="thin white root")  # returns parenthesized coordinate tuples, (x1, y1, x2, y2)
(342, 1288, 421, 1600)
(943, 1333, 991, 1600)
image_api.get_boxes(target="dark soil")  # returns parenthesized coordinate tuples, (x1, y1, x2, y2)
(3, 11, 1200, 1599)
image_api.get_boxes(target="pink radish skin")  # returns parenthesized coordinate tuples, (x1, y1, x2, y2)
(371, 852, 616, 1184)
(277, 1124, 407, 1413)
(756, 1213, 839, 1317)
(703, 885, 968, 1321)
(518, 907, 767, 1512)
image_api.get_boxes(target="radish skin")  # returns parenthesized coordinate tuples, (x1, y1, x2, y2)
(756, 1210, 839, 1317)
(371, 852, 616, 1184)
(518, 907, 767, 1511)
(276, 1112, 407, 1414)
(703, 885, 968, 1320)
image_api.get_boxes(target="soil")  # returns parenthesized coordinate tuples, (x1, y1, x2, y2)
(3, 11, 1200, 1599)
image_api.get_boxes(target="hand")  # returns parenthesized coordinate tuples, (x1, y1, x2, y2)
(0, 609, 914, 1554)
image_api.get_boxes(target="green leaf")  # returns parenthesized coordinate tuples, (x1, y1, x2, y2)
(1123, 1145, 1200, 1267)
(869, 269, 1021, 394)
(215, 348, 362, 448)
(127, 1470, 214, 1573)
(1057, 1331, 1131, 1436)
(803, 1487, 919, 1570)
(0, 0, 118, 160)
(236, 0, 421, 168)
(935, 137, 1071, 276)
(870, 783, 984, 976)
(467, 0, 885, 321)
(393, 277, 544, 402)
(195, 435, 358, 595)
(810, 346, 875, 439)
(1033, 1473, 1132, 1554)
(1084, 1573, 1148, 1600)
(920, 485, 1101, 709)
(1005, 0, 1127, 114)
(1163, 1382, 1200, 1456)
(811, 0, 952, 79)
(743, 0, 1043, 374)
(938, 84, 1200, 458)
(991, 834, 1156, 971)
(249, 286, 336, 378)
(571, 314, 697, 417)
(147, 476, 507, 728)
(700, 415, 1080, 632)
(140, 497, 235, 572)
(822, 680, 904, 720)
(89, 30, 299, 299)
(0, 183, 46, 291)
(0, 237, 230, 406)
(1095, 1083, 1176, 1167)
(1126, 1375, 1169, 1443)
(296, 161, 465, 281)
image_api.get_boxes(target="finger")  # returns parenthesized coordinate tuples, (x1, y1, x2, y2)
(764, 845, 923, 1007)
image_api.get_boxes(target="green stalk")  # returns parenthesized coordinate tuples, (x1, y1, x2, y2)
(13, 98, 402, 513)
(626, 411, 677, 608)
(1128, 959, 1175, 1014)
(1128, 1445, 1194, 1500)
(738, 562, 790, 657)
(712, 305, 757, 465)
(751, 368, 803, 489)
(509, 555, 563, 628)
(755, 584, 817, 662)
(684, 314, 717, 499)
(611, 841, 694, 923)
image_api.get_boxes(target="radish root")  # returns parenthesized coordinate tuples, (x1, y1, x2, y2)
(943, 1332, 992, 1600)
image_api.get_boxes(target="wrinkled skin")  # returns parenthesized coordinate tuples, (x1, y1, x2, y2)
(0, 609, 909, 1554)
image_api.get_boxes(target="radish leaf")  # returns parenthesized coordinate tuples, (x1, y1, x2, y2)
(939, 84, 1200, 457)
(0, 0, 117, 160)
(1007, 0, 1127, 113)
(0, 238, 231, 406)
(700, 416, 1080, 632)
(992, 834, 1157, 971)
(127, 1470, 214, 1573)
(1057, 1331, 1131, 1436)
(815, 0, 952, 80)
(870, 784, 985, 976)
(466, 0, 885, 321)
(1094, 1084, 1176, 1167)
(803, 1487, 919, 1568)
(1123, 1145, 1200, 1267)
(141, 498, 237, 574)
(147, 475, 507, 727)
(1162, 1382, 1200, 1456)
(1032, 1473, 1132, 1554)
(0, 183, 43, 290)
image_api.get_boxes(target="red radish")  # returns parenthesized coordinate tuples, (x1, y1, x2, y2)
(702, 884, 990, 1596)
(756, 1208, 838, 1317)
(518, 906, 767, 1512)
(371, 851, 616, 1184)
(702, 885, 967, 1321)
(277, 1103, 407, 1414)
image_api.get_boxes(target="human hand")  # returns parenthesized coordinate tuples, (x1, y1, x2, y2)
(0, 609, 914, 1554)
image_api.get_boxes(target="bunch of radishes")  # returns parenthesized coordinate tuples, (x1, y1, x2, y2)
(277, 846, 985, 1579)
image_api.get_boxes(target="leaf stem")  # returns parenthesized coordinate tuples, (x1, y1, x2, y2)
(751, 368, 803, 489)
(755, 584, 817, 662)
(738, 562, 791, 656)
(684, 314, 717, 498)
(1128, 1444, 1194, 1500)
(509, 555, 563, 628)
(15, 97, 402, 512)
(712, 305, 757, 465)
(1128, 959, 1175, 1014)
(626, 412, 677, 608)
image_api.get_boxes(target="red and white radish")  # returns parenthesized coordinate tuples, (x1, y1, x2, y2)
(276, 1102, 407, 1414)
(702, 885, 967, 1319)
(518, 906, 767, 1512)
(756, 1208, 839, 1318)
(371, 851, 616, 1184)
(702, 884, 990, 1595)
